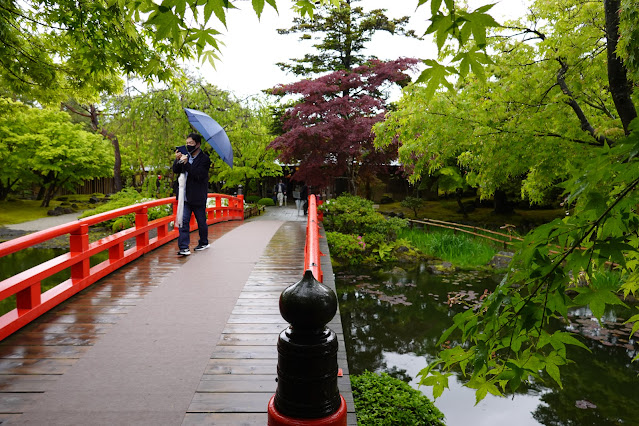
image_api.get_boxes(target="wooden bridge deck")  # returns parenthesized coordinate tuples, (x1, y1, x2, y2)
(0, 209, 356, 425)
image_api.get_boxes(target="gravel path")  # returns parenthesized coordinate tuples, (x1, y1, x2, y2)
(2, 212, 83, 232)
(0, 212, 85, 246)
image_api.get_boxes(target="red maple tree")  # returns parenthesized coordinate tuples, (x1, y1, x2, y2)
(268, 58, 419, 194)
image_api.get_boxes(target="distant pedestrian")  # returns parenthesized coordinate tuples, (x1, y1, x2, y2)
(293, 184, 302, 215)
(300, 184, 308, 215)
(276, 180, 286, 207)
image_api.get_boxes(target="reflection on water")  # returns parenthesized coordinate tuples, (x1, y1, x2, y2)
(336, 264, 639, 426)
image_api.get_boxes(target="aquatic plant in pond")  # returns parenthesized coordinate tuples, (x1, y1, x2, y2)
(336, 264, 639, 425)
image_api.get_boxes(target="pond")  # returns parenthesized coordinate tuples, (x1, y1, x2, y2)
(0, 248, 109, 316)
(335, 264, 639, 426)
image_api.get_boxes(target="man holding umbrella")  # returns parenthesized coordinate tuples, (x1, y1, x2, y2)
(173, 132, 211, 256)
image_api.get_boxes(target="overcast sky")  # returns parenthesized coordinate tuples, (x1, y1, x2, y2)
(194, 0, 530, 99)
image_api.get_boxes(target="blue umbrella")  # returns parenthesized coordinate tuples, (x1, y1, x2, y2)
(184, 108, 233, 168)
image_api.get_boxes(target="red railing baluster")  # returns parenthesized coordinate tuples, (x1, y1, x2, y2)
(135, 207, 149, 249)
(70, 224, 89, 283)
(16, 281, 41, 315)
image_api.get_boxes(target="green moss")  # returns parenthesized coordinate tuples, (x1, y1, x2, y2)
(0, 194, 101, 226)
(0, 199, 64, 225)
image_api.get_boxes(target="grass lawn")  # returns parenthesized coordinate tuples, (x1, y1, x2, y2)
(376, 198, 565, 235)
(0, 195, 96, 226)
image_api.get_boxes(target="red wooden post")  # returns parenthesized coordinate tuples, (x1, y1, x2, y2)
(70, 224, 89, 282)
(216, 196, 223, 220)
(136, 207, 149, 248)
(157, 222, 168, 239)
(238, 195, 244, 220)
(16, 282, 41, 315)
(237, 186, 244, 221)
(109, 244, 124, 262)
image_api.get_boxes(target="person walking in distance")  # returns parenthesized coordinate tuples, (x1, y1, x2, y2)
(293, 184, 302, 215)
(173, 133, 211, 256)
(276, 180, 286, 207)
(300, 184, 308, 215)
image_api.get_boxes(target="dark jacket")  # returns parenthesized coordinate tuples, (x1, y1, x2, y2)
(172, 150, 211, 206)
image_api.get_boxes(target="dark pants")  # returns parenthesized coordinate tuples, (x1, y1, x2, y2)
(178, 202, 208, 249)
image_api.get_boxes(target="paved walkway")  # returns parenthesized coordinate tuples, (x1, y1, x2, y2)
(1, 204, 354, 425)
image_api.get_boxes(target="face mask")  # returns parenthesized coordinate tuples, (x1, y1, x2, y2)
(186, 145, 197, 153)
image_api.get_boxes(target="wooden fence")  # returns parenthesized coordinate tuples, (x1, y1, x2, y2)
(407, 218, 523, 250)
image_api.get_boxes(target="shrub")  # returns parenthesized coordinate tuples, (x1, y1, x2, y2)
(320, 195, 387, 235)
(321, 195, 410, 265)
(379, 194, 394, 204)
(148, 204, 172, 221)
(111, 217, 132, 232)
(325, 232, 366, 265)
(245, 195, 261, 203)
(351, 371, 445, 426)
(401, 196, 424, 218)
(80, 188, 172, 228)
(258, 197, 275, 206)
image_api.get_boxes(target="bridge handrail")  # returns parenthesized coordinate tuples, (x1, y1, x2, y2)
(0, 193, 244, 341)
(304, 195, 323, 283)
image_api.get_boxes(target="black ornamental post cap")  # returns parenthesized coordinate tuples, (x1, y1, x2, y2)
(279, 270, 337, 331)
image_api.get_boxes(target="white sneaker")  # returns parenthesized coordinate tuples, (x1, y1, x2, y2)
(177, 248, 191, 256)
(194, 243, 210, 251)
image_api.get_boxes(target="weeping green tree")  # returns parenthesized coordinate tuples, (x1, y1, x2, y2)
(104, 82, 281, 194)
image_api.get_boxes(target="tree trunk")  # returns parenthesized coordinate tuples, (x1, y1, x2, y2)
(41, 185, 58, 208)
(0, 178, 18, 200)
(420, 175, 440, 201)
(89, 105, 123, 192)
(603, 0, 637, 134)
(493, 189, 513, 214)
(111, 136, 123, 192)
(35, 185, 46, 201)
(63, 103, 123, 193)
(455, 188, 467, 218)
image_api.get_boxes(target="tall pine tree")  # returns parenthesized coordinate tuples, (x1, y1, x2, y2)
(276, 0, 418, 76)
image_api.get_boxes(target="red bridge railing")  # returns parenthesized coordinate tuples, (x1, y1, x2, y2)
(0, 193, 244, 341)
(303, 194, 323, 282)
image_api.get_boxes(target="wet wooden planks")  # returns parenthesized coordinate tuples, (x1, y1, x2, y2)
(184, 222, 357, 425)
(0, 221, 242, 423)
(0, 219, 357, 424)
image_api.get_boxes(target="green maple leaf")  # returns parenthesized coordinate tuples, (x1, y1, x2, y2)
(572, 287, 628, 319)
(419, 370, 451, 399)
(416, 60, 455, 100)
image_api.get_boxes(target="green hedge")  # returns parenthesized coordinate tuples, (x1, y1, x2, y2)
(258, 197, 275, 206)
